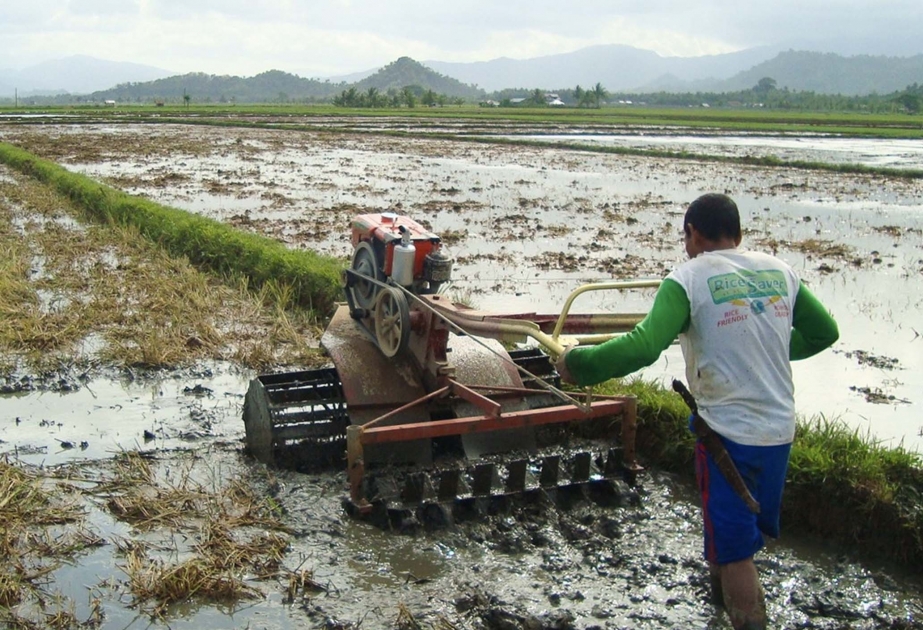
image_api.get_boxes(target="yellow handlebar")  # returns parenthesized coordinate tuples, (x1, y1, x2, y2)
(548, 279, 661, 356)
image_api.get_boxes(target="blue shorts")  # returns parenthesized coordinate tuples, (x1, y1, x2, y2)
(692, 420, 792, 565)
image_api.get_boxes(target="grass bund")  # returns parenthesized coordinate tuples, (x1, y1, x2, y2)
(0, 138, 921, 580)
(0, 141, 343, 322)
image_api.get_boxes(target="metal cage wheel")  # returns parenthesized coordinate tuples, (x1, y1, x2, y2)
(242, 380, 276, 464)
(350, 241, 384, 311)
(374, 286, 411, 358)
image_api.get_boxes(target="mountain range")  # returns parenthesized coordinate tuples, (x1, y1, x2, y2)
(0, 55, 174, 97)
(2, 45, 922, 102)
(423, 44, 782, 93)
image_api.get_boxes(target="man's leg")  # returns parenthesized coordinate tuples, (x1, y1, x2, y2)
(694, 439, 787, 629)
(719, 557, 766, 630)
(708, 562, 723, 607)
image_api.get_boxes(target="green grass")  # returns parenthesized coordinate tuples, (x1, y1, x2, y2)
(3, 103, 923, 137)
(785, 416, 923, 564)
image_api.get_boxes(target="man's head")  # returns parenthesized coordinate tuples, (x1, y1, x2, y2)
(683, 193, 742, 257)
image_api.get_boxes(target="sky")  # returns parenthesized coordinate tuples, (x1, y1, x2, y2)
(2, 0, 922, 78)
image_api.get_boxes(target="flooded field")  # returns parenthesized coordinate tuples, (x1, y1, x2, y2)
(4, 122, 919, 451)
(1, 120, 922, 629)
(521, 134, 923, 170)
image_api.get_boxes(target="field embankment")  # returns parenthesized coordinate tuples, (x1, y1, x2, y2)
(0, 141, 344, 320)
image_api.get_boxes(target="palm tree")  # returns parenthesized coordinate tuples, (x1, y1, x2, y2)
(592, 82, 608, 109)
(335, 87, 359, 107)
(401, 86, 416, 108)
(365, 87, 380, 107)
(574, 85, 584, 107)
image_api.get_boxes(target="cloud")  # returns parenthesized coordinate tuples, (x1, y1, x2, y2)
(1, 0, 921, 76)
(68, 0, 140, 17)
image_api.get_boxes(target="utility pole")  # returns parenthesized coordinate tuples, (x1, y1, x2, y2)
(14, 88, 17, 108)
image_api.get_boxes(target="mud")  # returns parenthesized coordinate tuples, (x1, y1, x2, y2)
(1, 119, 922, 628)
(9, 427, 923, 629)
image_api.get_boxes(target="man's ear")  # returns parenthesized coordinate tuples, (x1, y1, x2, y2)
(688, 224, 704, 246)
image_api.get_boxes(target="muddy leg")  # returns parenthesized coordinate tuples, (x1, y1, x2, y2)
(708, 562, 724, 608)
(719, 557, 766, 630)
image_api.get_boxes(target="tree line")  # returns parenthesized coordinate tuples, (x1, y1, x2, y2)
(332, 85, 465, 108)
(483, 79, 922, 114)
(7, 75, 923, 115)
(603, 78, 923, 114)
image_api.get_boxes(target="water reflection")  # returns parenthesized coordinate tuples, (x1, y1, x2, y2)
(518, 134, 923, 170)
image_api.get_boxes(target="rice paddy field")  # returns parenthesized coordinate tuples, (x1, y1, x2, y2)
(0, 111, 921, 629)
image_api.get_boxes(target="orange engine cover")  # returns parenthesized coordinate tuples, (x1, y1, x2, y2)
(351, 213, 440, 278)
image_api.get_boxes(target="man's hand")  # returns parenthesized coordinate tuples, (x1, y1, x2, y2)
(554, 346, 578, 385)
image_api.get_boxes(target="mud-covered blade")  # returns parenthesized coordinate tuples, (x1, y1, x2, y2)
(322, 305, 432, 465)
(448, 335, 537, 458)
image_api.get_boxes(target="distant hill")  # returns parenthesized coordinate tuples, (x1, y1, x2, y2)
(351, 57, 483, 100)
(710, 51, 923, 96)
(87, 58, 482, 104)
(325, 68, 379, 84)
(0, 55, 173, 97)
(90, 70, 346, 103)
(424, 44, 781, 92)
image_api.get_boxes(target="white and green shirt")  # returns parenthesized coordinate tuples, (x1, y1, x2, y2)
(564, 248, 839, 446)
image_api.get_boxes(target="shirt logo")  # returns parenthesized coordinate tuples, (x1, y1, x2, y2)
(708, 269, 788, 306)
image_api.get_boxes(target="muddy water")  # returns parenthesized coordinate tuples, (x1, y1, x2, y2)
(1, 121, 923, 629)
(519, 134, 923, 170)
(0, 366, 248, 464)
(6, 122, 917, 451)
(3, 364, 923, 629)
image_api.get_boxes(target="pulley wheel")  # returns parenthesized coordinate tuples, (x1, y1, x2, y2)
(350, 241, 383, 311)
(374, 286, 411, 358)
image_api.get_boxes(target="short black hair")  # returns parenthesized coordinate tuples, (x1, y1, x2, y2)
(683, 193, 741, 241)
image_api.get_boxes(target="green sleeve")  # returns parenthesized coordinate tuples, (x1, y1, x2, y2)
(790, 282, 839, 360)
(564, 278, 689, 387)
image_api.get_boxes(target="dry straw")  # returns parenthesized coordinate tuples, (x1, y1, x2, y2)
(97, 451, 295, 617)
(0, 169, 326, 372)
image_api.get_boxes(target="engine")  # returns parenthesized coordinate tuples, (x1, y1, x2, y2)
(350, 212, 453, 295)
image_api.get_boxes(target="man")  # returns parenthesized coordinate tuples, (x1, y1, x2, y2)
(555, 193, 838, 630)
